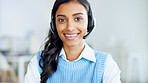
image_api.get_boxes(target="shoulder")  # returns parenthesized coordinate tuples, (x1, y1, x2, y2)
(103, 53, 121, 83)
(28, 51, 41, 67)
(93, 50, 111, 61)
(35, 51, 44, 74)
(36, 51, 42, 57)
(24, 53, 40, 83)
(35, 51, 43, 61)
(93, 50, 120, 69)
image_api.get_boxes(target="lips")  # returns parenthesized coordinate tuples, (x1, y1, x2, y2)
(64, 33, 79, 40)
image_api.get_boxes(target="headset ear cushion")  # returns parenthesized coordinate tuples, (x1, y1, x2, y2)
(83, 15, 94, 39)
(89, 13, 95, 30)
(50, 18, 56, 34)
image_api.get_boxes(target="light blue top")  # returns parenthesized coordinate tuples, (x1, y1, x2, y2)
(36, 44, 108, 83)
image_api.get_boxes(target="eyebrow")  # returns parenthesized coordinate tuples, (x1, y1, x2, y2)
(56, 13, 84, 17)
(72, 13, 84, 16)
(57, 14, 66, 17)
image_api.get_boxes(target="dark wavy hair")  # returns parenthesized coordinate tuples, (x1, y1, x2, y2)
(39, 0, 94, 83)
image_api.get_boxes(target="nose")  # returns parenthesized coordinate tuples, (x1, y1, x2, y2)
(66, 20, 75, 31)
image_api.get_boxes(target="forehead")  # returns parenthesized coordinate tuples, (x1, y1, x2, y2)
(56, 1, 87, 15)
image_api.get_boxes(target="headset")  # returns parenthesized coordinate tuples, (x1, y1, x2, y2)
(50, 6, 95, 39)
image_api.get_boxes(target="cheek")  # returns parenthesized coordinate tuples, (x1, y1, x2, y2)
(56, 27, 64, 40)
(56, 23, 66, 39)
(56, 27, 63, 37)
(83, 27, 87, 34)
(81, 20, 88, 32)
(56, 22, 63, 32)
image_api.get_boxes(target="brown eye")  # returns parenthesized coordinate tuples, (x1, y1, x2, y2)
(58, 18, 66, 23)
(74, 17, 83, 21)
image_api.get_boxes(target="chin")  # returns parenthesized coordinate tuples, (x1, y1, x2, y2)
(65, 42, 78, 47)
(63, 40, 84, 47)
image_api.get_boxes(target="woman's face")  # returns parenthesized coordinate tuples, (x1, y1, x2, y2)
(55, 1, 88, 47)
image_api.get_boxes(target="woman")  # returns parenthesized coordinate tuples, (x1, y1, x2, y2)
(24, 0, 121, 83)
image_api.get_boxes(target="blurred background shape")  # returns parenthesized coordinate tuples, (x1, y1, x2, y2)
(0, 0, 148, 83)
(0, 53, 18, 83)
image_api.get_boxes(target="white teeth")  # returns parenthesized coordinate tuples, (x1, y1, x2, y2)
(65, 34, 77, 37)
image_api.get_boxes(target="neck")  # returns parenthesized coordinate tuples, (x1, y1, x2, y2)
(63, 41, 85, 61)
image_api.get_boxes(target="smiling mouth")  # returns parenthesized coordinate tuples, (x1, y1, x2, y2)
(64, 33, 79, 40)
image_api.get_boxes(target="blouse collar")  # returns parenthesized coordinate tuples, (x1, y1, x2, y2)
(59, 42, 96, 63)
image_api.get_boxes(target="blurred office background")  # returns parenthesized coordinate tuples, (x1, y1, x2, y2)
(0, 0, 147, 83)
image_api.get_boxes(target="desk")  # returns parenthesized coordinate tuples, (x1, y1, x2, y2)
(6, 55, 34, 83)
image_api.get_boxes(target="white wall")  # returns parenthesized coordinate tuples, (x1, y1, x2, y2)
(0, 0, 52, 38)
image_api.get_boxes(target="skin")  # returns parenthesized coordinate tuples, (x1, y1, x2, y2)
(55, 1, 88, 61)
